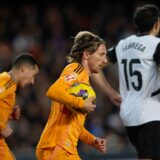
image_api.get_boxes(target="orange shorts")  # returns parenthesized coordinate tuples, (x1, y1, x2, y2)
(36, 145, 81, 160)
(0, 138, 16, 160)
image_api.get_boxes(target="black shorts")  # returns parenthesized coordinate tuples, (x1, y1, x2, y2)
(126, 121, 160, 159)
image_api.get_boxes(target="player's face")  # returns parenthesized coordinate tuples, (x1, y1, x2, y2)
(19, 65, 39, 88)
(88, 44, 107, 73)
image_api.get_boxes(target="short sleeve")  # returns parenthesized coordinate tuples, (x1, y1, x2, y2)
(153, 42, 160, 65)
(107, 45, 117, 63)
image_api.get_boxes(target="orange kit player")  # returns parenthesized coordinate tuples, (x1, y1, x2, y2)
(0, 53, 39, 160)
(36, 31, 107, 160)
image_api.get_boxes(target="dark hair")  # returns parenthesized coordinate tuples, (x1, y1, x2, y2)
(13, 53, 39, 69)
(134, 4, 160, 33)
(67, 31, 105, 63)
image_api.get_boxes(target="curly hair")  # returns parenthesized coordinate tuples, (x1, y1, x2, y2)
(67, 31, 105, 63)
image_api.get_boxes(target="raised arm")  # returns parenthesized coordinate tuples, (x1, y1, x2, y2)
(91, 71, 121, 107)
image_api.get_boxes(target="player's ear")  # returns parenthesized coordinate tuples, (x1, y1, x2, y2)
(20, 64, 27, 73)
(154, 19, 160, 30)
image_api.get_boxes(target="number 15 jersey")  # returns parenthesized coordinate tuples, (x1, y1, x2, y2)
(108, 35, 160, 126)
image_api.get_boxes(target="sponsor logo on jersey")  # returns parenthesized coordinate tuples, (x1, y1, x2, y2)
(65, 73, 78, 82)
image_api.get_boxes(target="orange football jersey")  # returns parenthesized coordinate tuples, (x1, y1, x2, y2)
(37, 63, 95, 154)
(0, 72, 17, 130)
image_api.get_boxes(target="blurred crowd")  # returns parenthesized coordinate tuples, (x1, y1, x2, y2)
(0, 0, 158, 158)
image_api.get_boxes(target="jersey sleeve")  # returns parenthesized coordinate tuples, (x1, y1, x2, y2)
(153, 42, 160, 65)
(79, 127, 95, 145)
(0, 78, 16, 99)
(0, 108, 9, 129)
(0, 77, 16, 130)
(46, 63, 85, 109)
(107, 45, 117, 63)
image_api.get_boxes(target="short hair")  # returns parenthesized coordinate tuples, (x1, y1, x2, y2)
(133, 4, 160, 33)
(12, 53, 39, 69)
(67, 31, 105, 63)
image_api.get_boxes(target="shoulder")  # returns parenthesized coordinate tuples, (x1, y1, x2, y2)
(0, 72, 16, 90)
(149, 35, 160, 41)
(0, 72, 12, 84)
(117, 35, 135, 46)
(60, 63, 88, 83)
(61, 63, 84, 75)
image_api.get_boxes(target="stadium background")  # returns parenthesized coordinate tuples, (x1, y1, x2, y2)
(0, 0, 159, 159)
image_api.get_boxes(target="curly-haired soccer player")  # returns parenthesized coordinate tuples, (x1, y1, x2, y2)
(36, 31, 108, 160)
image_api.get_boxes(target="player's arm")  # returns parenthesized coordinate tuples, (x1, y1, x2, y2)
(0, 78, 17, 130)
(153, 42, 160, 65)
(0, 124, 13, 138)
(0, 109, 8, 130)
(91, 46, 121, 107)
(79, 127, 107, 153)
(47, 79, 84, 109)
(91, 71, 121, 107)
(9, 105, 21, 120)
(0, 102, 15, 132)
(47, 79, 96, 112)
(47, 63, 96, 112)
(0, 77, 16, 99)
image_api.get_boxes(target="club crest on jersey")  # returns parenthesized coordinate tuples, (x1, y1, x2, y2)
(65, 73, 78, 82)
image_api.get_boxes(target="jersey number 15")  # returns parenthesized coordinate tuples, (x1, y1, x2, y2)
(121, 59, 142, 91)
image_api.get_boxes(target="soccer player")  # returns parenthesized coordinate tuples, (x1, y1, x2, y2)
(92, 4, 160, 159)
(36, 31, 107, 160)
(0, 53, 39, 160)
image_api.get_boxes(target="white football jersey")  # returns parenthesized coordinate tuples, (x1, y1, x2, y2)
(108, 35, 160, 126)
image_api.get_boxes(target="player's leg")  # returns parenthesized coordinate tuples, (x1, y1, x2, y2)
(138, 121, 160, 159)
(127, 121, 160, 159)
(126, 125, 139, 153)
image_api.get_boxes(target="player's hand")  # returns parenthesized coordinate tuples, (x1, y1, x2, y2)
(83, 96, 96, 113)
(0, 124, 13, 138)
(109, 92, 122, 107)
(92, 137, 107, 153)
(9, 105, 21, 120)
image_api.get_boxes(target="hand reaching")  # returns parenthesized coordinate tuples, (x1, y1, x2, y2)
(0, 124, 13, 138)
(82, 96, 96, 114)
(110, 93, 122, 107)
(92, 137, 107, 153)
(9, 105, 21, 120)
